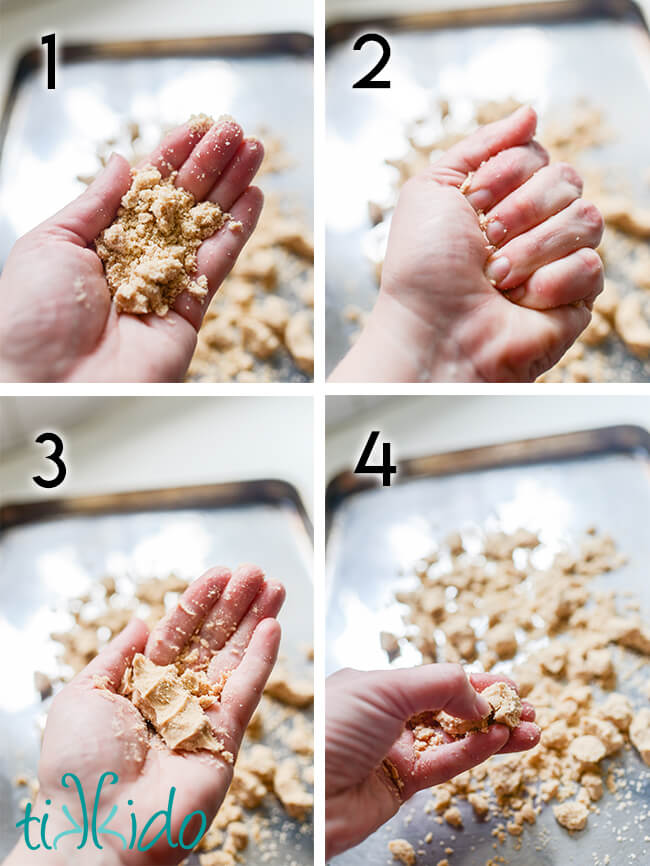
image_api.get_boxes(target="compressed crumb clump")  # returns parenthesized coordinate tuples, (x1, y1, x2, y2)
(95, 165, 225, 316)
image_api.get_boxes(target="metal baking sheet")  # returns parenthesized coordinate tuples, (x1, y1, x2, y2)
(0, 480, 313, 862)
(0, 34, 313, 382)
(325, 2, 650, 380)
(326, 425, 650, 864)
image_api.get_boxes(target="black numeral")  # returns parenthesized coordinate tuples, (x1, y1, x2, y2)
(41, 33, 56, 90)
(352, 33, 391, 89)
(33, 432, 66, 489)
(354, 431, 397, 487)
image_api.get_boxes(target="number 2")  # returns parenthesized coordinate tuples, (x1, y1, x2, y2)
(352, 33, 391, 89)
(33, 432, 66, 489)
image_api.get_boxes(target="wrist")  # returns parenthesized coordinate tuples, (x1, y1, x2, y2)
(332, 291, 482, 383)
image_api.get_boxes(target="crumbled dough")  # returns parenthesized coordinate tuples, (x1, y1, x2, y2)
(385, 526, 649, 856)
(443, 805, 463, 828)
(630, 708, 650, 765)
(119, 654, 230, 757)
(388, 838, 416, 865)
(264, 667, 314, 707)
(614, 294, 650, 358)
(95, 164, 225, 316)
(285, 310, 314, 375)
(481, 681, 522, 728)
(553, 800, 589, 831)
(273, 758, 313, 819)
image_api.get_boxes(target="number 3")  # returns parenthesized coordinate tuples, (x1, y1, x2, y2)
(33, 432, 67, 489)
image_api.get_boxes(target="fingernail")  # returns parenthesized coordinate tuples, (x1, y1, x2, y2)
(485, 256, 510, 285)
(485, 219, 507, 244)
(474, 694, 490, 717)
(466, 188, 492, 211)
(506, 285, 526, 303)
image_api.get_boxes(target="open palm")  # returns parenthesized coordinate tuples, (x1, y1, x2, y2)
(0, 119, 264, 382)
(28, 565, 284, 866)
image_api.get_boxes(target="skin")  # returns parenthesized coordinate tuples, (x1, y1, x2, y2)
(326, 665, 540, 859)
(331, 106, 605, 383)
(5, 565, 285, 866)
(0, 118, 264, 383)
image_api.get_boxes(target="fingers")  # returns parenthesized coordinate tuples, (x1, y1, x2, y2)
(77, 618, 149, 689)
(192, 564, 266, 667)
(465, 141, 549, 213)
(483, 298, 592, 381)
(209, 580, 286, 680)
(174, 185, 264, 331)
(497, 721, 541, 754)
(174, 118, 243, 201)
(212, 618, 282, 744)
(141, 119, 213, 176)
(485, 198, 604, 291)
(469, 672, 518, 693)
(145, 567, 232, 664)
(370, 663, 490, 722)
(412, 726, 509, 789)
(42, 153, 132, 246)
(505, 248, 604, 310)
(207, 138, 265, 211)
(434, 106, 537, 176)
(484, 162, 583, 247)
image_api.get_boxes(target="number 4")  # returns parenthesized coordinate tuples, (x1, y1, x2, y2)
(354, 431, 397, 487)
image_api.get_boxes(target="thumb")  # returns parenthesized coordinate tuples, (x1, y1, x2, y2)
(431, 105, 537, 178)
(370, 663, 490, 725)
(41, 152, 132, 246)
(75, 617, 149, 691)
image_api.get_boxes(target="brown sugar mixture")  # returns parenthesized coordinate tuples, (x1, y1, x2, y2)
(382, 527, 649, 863)
(95, 164, 225, 316)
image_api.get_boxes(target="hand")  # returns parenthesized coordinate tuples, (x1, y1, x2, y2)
(7, 565, 284, 866)
(331, 106, 604, 382)
(0, 118, 264, 382)
(325, 665, 540, 859)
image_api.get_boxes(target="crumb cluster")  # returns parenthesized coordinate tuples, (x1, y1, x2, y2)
(20, 570, 314, 866)
(95, 164, 225, 316)
(383, 527, 649, 862)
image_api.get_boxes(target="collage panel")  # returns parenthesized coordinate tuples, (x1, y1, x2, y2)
(325, 395, 650, 863)
(0, 396, 313, 863)
(0, 2, 313, 383)
(326, 2, 650, 382)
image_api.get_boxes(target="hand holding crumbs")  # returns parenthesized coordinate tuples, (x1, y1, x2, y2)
(0, 117, 263, 383)
(325, 665, 539, 859)
(5, 566, 284, 866)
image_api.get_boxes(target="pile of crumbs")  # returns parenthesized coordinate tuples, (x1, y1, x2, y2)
(95, 162, 226, 316)
(16, 571, 314, 866)
(380, 527, 649, 864)
(356, 99, 650, 382)
(81, 118, 313, 381)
